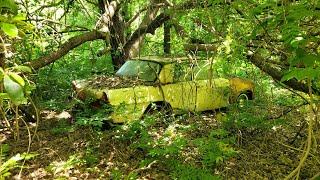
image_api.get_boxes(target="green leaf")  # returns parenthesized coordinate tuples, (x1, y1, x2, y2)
(281, 68, 320, 82)
(0, 0, 18, 14)
(9, 72, 25, 87)
(13, 13, 26, 21)
(0, 93, 10, 100)
(4, 74, 25, 105)
(1, 23, 18, 38)
(0, 67, 4, 80)
(12, 66, 32, 73)
(303, 54, 318, 67)
(281, 69, 300, 82)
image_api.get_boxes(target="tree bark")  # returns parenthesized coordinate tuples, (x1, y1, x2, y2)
(109, 12, 126, 69)
(163, 21, 171, 54)
(127, 0, 164, 59)
(0, 53, 5, 69)
(184, 43, 217, 52)
(122, 13, 170, 60)
(248, 52, 320, 95)
(30, 30, 106, 70)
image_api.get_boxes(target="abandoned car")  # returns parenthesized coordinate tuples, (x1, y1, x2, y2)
(72, 56, 254, 123)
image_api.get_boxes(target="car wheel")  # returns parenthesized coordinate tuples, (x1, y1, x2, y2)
(144, 102, 173, 118)
(236, 93, 249, 108)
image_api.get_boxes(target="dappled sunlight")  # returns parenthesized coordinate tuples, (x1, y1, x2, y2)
(1, 0, 320, 179)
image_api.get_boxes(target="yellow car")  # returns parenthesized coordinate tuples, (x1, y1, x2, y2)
(72, 57, 254, 123)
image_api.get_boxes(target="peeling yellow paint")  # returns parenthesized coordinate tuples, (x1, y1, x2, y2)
(73, 59, 255, 123)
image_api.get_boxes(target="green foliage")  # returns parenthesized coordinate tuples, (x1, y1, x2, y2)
(0, 153, 37, 179)
(0, 66, 34, 105)
(1, 22, 18, 37)
(47, 155, 81, 176)
(74, 102, 113, 128)
(224, 100, 286, 130)
(50, 120, 75, 135)
(194, 129, 237, 167)
(0, 0, 18, 14)
(116, 115, 238, 179)
(169, 160, 220, 180)
(36, 46, 113, 110)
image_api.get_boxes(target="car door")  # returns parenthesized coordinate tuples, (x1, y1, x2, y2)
(162, 62, 196, 112)
(194, 64, 231, 111)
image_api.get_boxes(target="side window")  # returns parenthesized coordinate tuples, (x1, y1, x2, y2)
(173, 63, 192, 82)
(193, 62, 215, 80)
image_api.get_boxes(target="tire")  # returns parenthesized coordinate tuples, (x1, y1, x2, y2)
(236, 93, 249, 108)
(143, 102, 173, 118)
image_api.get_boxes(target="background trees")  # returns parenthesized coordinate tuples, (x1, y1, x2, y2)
(7, 0, 318, 94)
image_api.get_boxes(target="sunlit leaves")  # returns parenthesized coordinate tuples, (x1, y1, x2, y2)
(282, 48, 320, 82)
(12, 66, 32, 73)
(281, 67, 320, 82)
(12, 13, 26, 21)
(0, 0, 18, 14)
(1, 23, 18, 38)
(1, 66, 33, 105)
(3, 74, 26, 105)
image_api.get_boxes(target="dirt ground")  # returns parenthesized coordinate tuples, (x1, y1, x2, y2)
(2, 108, 320, 179)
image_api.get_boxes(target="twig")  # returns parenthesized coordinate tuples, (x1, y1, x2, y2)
(275, 81, 310, 105)
(18, 118, 32, 178)
(267, 102, 308, 120)
(311, 172, 320, 180)
(289, 122, 306, 145)
(278, 141, 320, 165)
(30, 98, 40, 142)
(126, 3, 167, 27)
(285, 79, 316, 179)
(132, 160, 158, 173)
(77, 0, 93, 19)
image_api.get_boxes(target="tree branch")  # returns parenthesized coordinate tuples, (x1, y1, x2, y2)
(247, 52, 320, 95)
(123, 13, 170, 59)
(29, 30, 106, 70)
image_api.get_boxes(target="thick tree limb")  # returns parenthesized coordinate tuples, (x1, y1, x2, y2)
(184, 43, 217, 52)
(248, 52, 320, 95)
(123, 13, 171, 60)
(127, 0, 166, 58)
(30, 30, 106, 70)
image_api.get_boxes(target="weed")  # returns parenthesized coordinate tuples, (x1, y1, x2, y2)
(0, 152, 37, 179)
(73, 102, 113, 129)
(193, 129, 237, 168)
(168, 160, 220, 180)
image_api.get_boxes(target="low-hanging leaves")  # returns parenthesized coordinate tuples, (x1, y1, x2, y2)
(3, 74, 26, 105)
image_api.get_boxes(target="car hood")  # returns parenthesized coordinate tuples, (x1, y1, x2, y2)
(72, 75, 154, 100)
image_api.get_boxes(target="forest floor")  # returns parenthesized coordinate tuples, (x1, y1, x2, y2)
(3, 101, 320, 179)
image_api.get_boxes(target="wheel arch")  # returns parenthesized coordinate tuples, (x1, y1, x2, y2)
(230, 89, 254, 103)
(143, 101, 173, 114)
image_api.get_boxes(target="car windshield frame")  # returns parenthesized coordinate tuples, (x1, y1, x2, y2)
(115, 60, 161, 82)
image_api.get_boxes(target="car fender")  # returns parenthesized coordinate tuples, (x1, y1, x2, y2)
(229, 77, 255, 103)
(111, 102, 150, 123)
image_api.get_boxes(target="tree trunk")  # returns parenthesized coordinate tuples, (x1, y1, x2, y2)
(98, 0, 125, 70)
(163, 21, 171, 55)
(127, 0, 164, 58)
(109, 12, 126, 69)
(123, 13, 170, 60)
(0, 53, 5, 69)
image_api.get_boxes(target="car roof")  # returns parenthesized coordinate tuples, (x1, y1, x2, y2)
(130, 56, 204, 64)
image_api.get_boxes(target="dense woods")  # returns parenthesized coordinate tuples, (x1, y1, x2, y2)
(0, 0, 319, 179)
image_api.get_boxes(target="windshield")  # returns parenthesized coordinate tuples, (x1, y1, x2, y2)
(115, 60, 161, 82)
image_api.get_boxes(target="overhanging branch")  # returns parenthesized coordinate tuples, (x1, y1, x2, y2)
(248, 52, 320, 95)
(30, 30, 106, 70)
